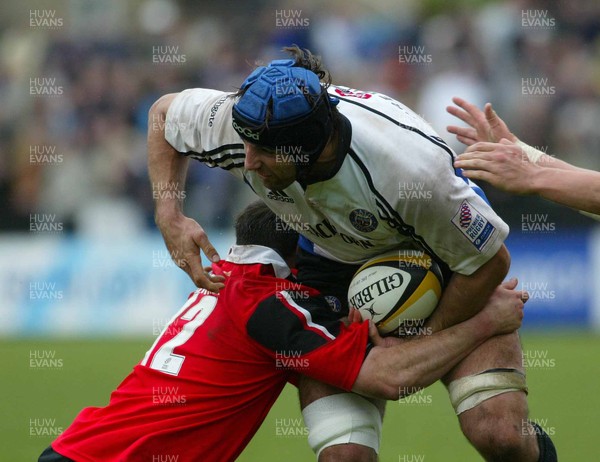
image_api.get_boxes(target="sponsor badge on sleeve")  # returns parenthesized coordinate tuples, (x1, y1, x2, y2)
(451, 200, 496, 251)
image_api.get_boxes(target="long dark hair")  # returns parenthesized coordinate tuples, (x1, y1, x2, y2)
(281, 45, 332, 86)
(233, 45, 333, 99)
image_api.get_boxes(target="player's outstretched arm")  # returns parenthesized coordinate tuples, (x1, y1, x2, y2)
(447, 97, 575, 170)
(529, 166, 600, 215)
(148, 94, 225, 292)
(353, 278, 525, 400)
(455, 140, 600, 215)
(446, 97, 517, 146)
(454, 139, 541, 195)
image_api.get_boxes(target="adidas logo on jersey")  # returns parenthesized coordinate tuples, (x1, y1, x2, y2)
(267, 190, 294, 203)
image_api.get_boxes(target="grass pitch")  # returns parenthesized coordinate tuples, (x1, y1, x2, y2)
(5, 333, 597, 461)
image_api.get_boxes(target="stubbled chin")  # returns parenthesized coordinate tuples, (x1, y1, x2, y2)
(262, 177, 294, 190)
(264, 180, 283, 190)
(257, 176, 275, 189)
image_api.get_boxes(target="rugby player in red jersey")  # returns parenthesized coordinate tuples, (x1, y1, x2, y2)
(39, 202, 525, 462)
(149, 47, 556, 461)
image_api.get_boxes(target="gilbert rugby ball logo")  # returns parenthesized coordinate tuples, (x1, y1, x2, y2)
(362, 302, 381, 320)
(348, 270, 406, 313)
(451, 200, 496, 251)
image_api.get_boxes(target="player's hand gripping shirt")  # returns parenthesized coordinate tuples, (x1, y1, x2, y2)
(165, 86, 509, 274)
(51, 245, 369, 462)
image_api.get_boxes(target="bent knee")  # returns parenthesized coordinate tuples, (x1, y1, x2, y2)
(466, 423, 529, 460)
(459, 394, 530, 459)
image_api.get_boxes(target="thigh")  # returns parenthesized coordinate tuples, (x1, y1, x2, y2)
(442, 331, 530, 434)
(299, 374, 343, 410)
(298, 375, 386, 417)
(299, 375, 386, 461)
(442, 331, 524, 385)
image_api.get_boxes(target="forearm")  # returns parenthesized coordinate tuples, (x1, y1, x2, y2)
(515, 139, 568, 170)
(425, 245, 510, 332)
(515, 139, 581, 172)
(354, 314, 494, 400)
(530, 167, 600, 215)
(147, 94, 188, 225)
(538, 156, 580, 171)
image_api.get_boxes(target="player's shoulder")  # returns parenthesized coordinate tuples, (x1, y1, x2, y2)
(169, 88, 235, 121)
(331, 85, 453, 173)
(246, 283, 342, 352)
(165, 87, 243, 158)
(254, 278, 322, 306)
(174, 87, 233, 104)
(330, 85, 432, 132)
(250, 280, 331, 325)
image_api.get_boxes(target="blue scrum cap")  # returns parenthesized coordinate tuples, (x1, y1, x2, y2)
(232, 59, 339, 178)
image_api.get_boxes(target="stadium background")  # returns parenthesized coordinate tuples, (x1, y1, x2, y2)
(2, 0, 599, 459)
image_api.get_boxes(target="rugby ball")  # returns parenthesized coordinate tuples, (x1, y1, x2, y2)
(348, 250, 443, 335)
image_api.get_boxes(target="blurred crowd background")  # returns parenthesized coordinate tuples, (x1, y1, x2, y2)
(1, 0, 599, 234)
(3, 6, 598, 458)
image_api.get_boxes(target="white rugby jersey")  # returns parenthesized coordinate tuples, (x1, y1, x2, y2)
(165, 86, 509, 275)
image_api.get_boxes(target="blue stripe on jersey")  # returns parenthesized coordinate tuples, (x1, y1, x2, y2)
(454, 167, 491, 206)
(298, 235, 315, 254)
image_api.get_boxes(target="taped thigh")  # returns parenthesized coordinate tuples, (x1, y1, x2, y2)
(301, 393, 383, 457)
(448, 368, 528, 415)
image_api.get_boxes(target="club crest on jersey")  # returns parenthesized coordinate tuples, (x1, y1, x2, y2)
(451, 200, 495, 251)
(267, 190, 294, 203)
(324, 295, 342, 313)
(349, 209, 378, 233)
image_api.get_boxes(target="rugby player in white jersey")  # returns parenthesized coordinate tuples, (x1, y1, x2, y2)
(148, 47, 556, 461)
